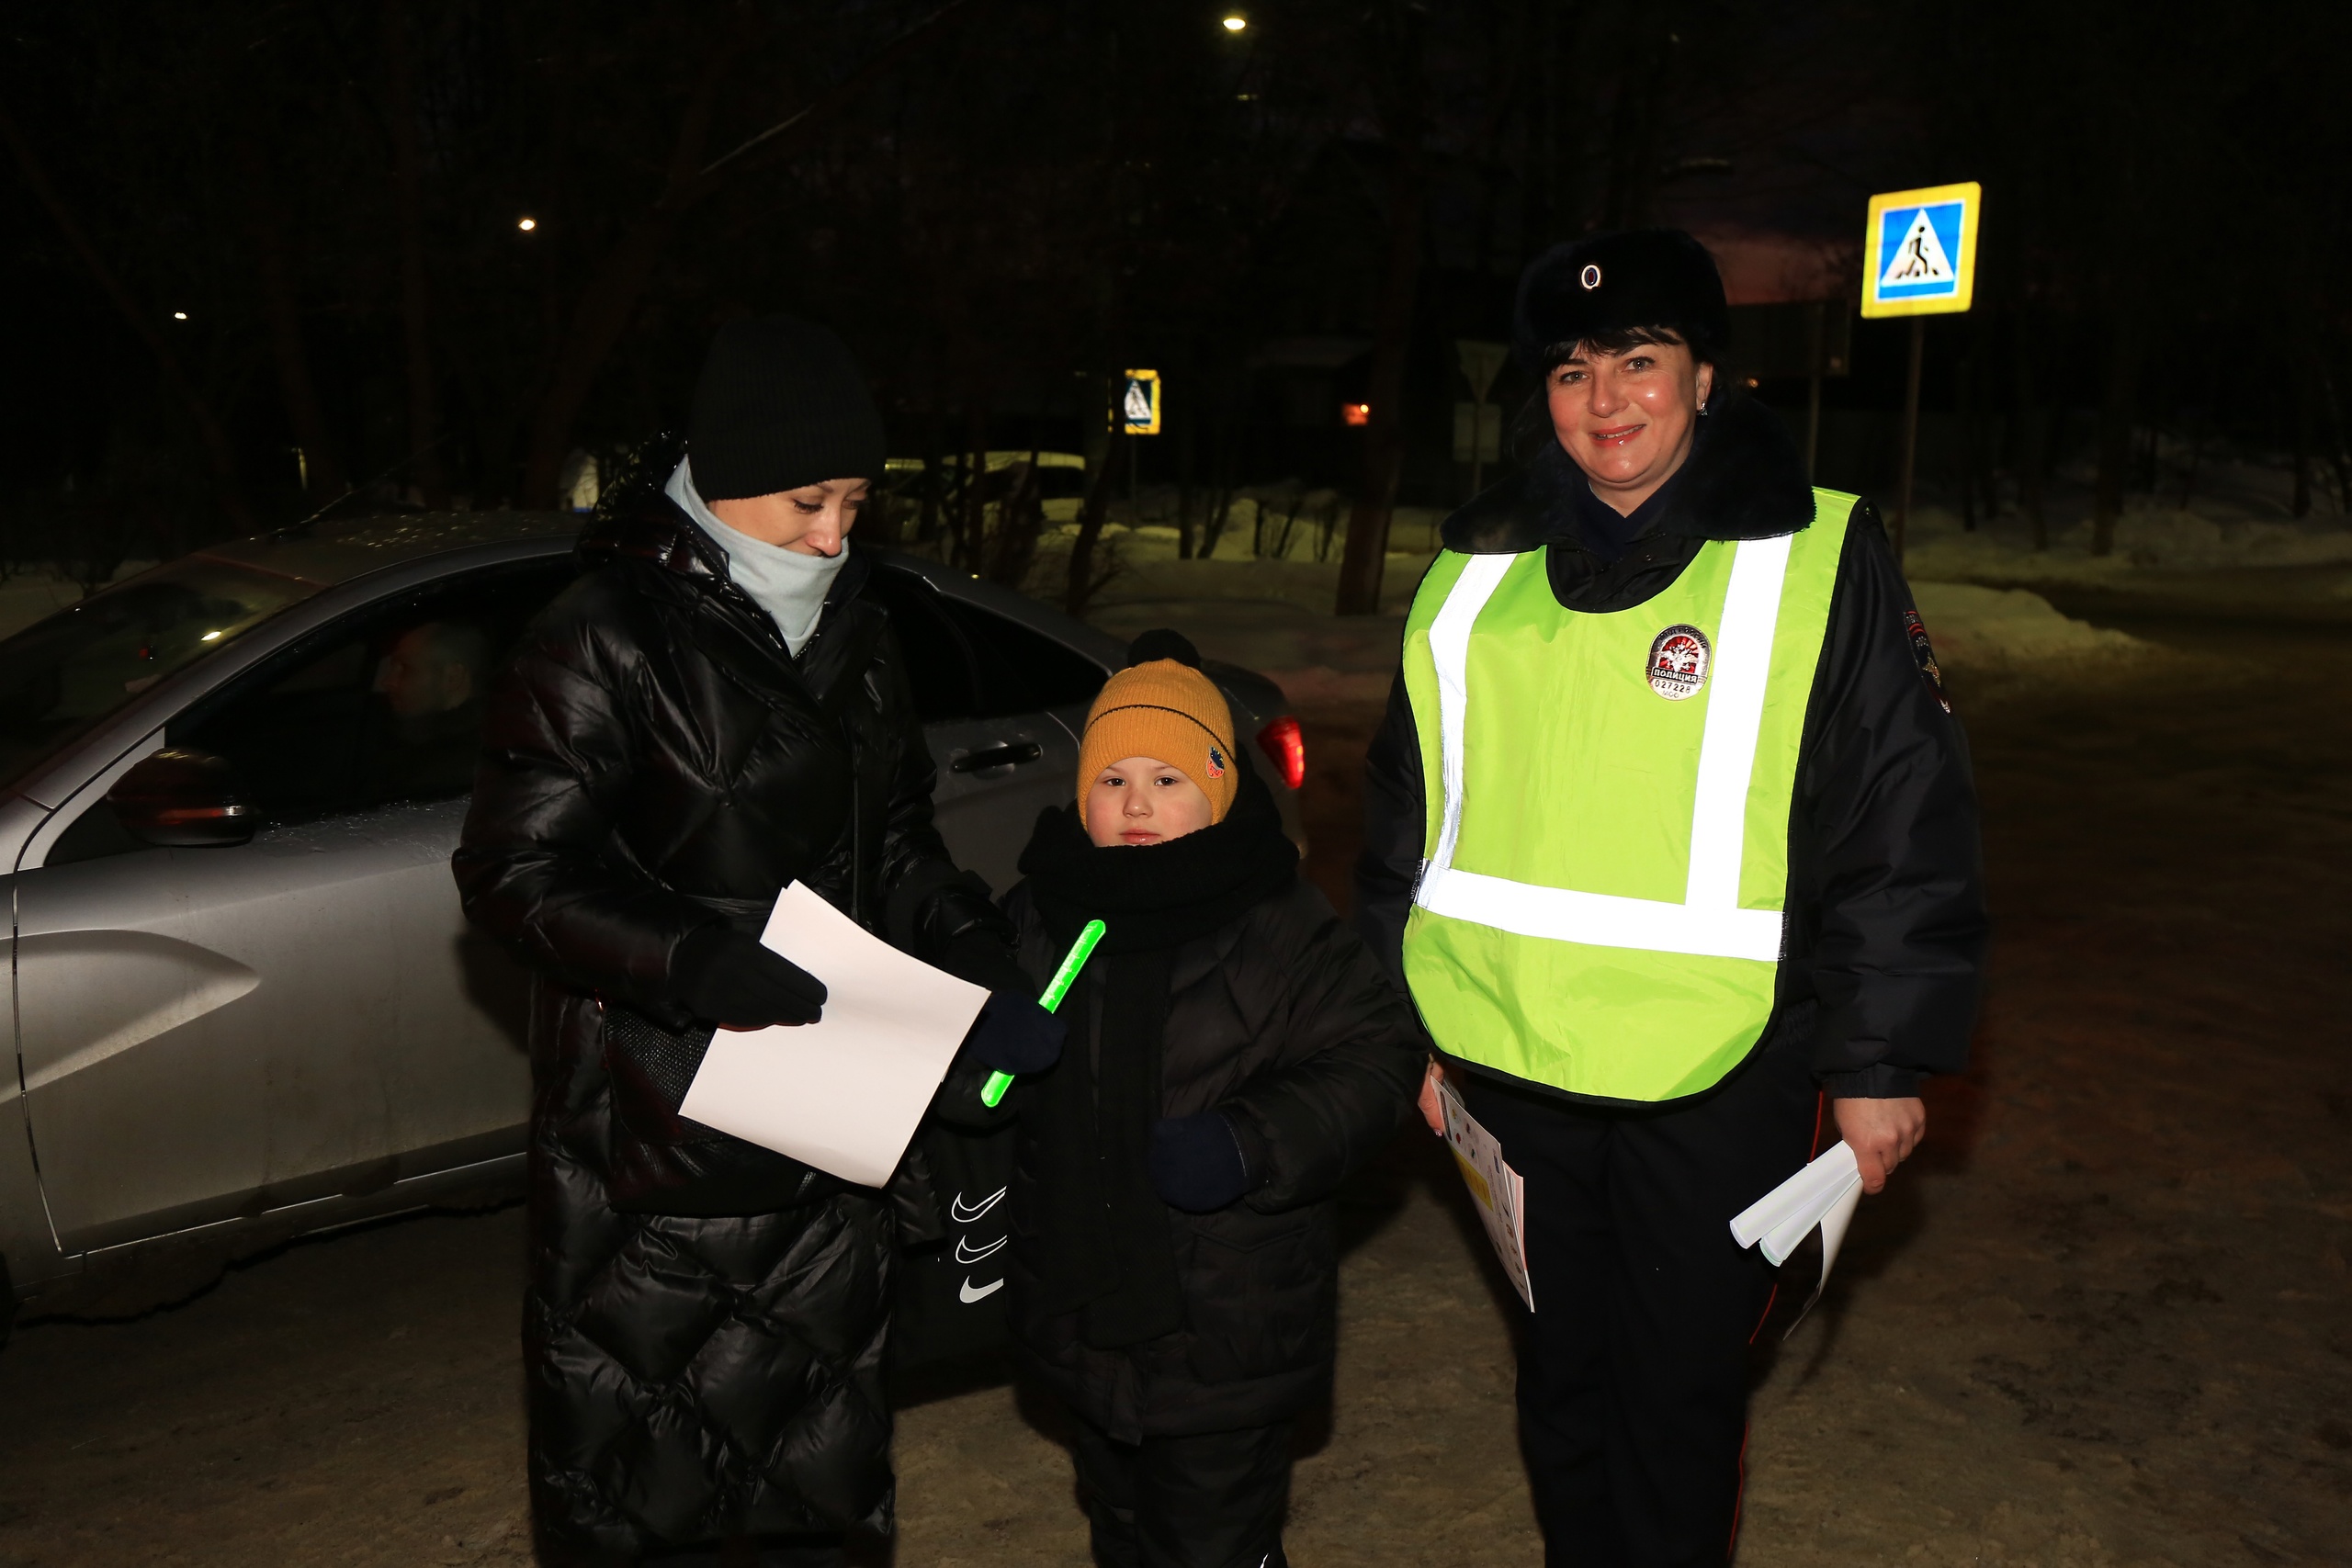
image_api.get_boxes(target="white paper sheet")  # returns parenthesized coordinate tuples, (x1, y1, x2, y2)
(1438, 1079, 1534, 1312)
(678, 882, 989, 1189)
(1729, 1141, 1863, 1322)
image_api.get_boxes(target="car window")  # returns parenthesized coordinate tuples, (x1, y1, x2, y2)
(0, 558, 320, 795)
(936, 597, 1106, 715)
(861, 566, 981, 723)
(864, 563, 1107, 721)
(166, 559, 577, 829)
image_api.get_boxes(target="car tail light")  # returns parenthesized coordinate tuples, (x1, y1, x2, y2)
(1257, 716, 1306, 791)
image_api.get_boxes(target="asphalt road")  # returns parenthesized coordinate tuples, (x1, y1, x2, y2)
(0, 619, 2346, 1566)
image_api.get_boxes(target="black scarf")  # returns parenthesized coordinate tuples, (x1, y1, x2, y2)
(1018, 769, 1298, 1348)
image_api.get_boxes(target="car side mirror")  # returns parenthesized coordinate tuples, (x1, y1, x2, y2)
(108, 749, 256, 848)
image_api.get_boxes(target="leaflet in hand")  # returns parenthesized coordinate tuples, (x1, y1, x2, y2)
(1729, 1140, 1863, 1315)
(679, 882, 989, 1189)
(1437, 1079, 1534, 1312)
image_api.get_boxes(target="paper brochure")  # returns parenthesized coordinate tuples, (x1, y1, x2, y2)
(1729, 1141, 1864, 1317)
(1438, 1079, 1534, 1312)
(679, 882, 989, 1189)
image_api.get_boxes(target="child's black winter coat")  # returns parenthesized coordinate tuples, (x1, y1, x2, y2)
(1001, 873, 1424, 1441)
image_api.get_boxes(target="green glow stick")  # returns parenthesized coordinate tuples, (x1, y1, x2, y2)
(981, 918, 1105, 1108)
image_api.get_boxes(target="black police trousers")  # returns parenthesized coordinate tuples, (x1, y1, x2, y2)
(1071, 1414, 1294, 1568)
(1460, 1018, 1823, 1568)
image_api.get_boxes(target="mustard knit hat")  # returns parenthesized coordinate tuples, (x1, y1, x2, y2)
(1077, 631, 1238, 822)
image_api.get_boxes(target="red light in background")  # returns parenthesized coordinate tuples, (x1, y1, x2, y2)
(1341, 401, 1371, 427)
(1257, 716, 1306, 790)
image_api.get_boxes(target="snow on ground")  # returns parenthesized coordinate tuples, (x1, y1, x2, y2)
(1903, 501, 2352, 584)
(1080, 525, 2162, 700)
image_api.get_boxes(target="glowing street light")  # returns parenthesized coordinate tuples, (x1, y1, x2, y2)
(517, 216, 537, 231)
(171, 310, 188, 321)
(1221, 14, 1247, 32)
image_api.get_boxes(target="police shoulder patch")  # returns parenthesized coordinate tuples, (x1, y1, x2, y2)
(1905, 609, 1952, 714)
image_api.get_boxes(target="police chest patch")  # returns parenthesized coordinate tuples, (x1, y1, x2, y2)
(1646, 625, 1711, 700)
(1905, 610, 1952, 714)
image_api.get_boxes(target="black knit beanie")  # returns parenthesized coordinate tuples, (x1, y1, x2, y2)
(687, 316, 886, 501)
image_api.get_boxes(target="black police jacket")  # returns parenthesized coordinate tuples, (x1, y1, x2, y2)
(1355, 392, 1989, 1102)
(450, 473, 1008, 1551)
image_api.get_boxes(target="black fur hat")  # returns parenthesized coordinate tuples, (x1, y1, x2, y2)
(1513, 230, 1731, 370)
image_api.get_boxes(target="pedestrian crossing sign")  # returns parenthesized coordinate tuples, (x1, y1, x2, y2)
(1860, 182, 1981, 318)
(1118, 369, 1162, 435)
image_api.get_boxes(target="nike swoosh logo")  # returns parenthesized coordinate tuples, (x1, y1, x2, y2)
(954, 1235, 1007, 1264)
(950, 1187, 1007, 1224)
(958, 1276, 1005, 1303)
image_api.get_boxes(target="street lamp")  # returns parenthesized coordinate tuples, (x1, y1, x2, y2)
(170, 310, 188, 321)
(517, 216, 537, 232)
(1221, 14, 1247, 32)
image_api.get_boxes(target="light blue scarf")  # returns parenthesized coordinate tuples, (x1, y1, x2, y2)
(666, 457, 847, 657)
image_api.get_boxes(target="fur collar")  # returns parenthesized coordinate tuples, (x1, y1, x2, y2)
(1441, 390, 1815, 555)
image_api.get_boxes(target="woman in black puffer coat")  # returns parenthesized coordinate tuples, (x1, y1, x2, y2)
(991, 632, 1423, 1568)
(454, 319, 1047, 1566)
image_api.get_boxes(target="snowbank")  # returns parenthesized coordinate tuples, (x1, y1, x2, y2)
(1903, 502, 2352, 581)
(1908, 581, 2146, 668)
(1093, 572, 2153, 712)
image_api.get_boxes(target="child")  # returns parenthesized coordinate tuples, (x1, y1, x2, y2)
(999, 629, 1422, 1568)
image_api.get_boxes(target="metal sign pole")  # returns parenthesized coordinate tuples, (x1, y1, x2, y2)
(1860, 180, 1981, 571)
(1894, 316, 1925, 564)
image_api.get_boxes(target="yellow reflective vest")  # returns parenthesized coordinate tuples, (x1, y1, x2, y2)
(1399, 490, 1857, 1102)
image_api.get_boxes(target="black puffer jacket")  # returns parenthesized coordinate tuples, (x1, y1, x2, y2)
(1357, 392, 1987, 1102)
(452, 469, 1007, 1554)
(1000, 816, 1424, 1442)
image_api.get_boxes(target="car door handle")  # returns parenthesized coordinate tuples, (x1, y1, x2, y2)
(951, 741, 1044, 773)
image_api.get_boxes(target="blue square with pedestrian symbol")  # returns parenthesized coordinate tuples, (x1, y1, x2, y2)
(1875, 201, 1965, 301)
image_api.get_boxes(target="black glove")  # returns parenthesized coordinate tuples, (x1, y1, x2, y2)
(961, 990, 1065, 1076)
(1148, 1111, 1256, 1213)
(670, 926, 826, 1028)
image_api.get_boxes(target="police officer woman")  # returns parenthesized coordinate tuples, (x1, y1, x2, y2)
(1356, 231, 1986, 1565)
(456, 317, 1057, 1566)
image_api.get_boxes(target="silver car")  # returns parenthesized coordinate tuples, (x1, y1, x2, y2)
(0, 513, 1306, 1337)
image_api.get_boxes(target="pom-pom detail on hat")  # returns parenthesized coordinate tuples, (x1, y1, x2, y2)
(1125, 627, 1203, 669)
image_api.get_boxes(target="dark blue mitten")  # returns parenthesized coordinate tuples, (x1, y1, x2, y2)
(962, 990, 1066, 1076)
(1148, 1111, 1255, 1213)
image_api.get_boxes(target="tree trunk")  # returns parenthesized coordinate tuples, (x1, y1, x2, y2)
(518, 4, 975, 507)
(2090, 312, 2137, 557)
(1174, 385, 1197, 561)
(2011, 308, 2046, 551)
(381, 0, 447, 507)
(0, 101, 253, 529)
(232, 130, 346, 503)
(1065, 400, 1125, 615)
(1335, 151, 1427, 616)
(1957, 331, 1980, 531)
(2290, 355, 2312, 519)
(917, 410, 945, 543)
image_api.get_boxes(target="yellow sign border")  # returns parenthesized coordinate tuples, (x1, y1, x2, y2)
(1119, 368, 1163, 435)
(1860, 181, 1981, 319)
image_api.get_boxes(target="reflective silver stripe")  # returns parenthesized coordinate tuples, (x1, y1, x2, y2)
(1425, 553, 1515, 876)
(1415, 536, 1792, 963)
(1417, 865, 1785, 961)
(1683, 532, 1792, 908)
